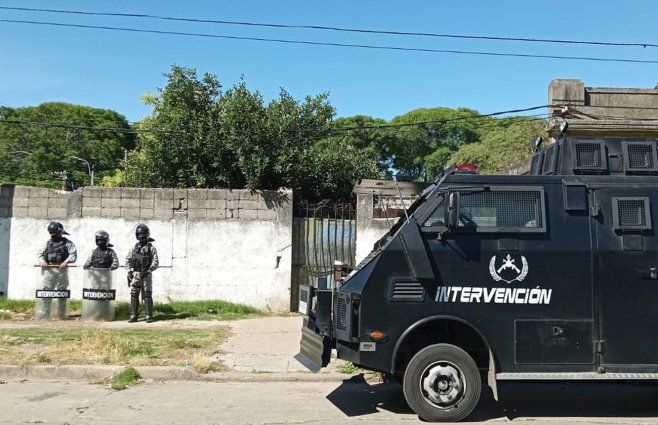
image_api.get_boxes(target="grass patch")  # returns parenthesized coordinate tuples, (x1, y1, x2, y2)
(0, 299, 82, 320)
(0, 298, 266, 322)
(338, 362, 359, 374)
(114, 300, 265, 321)
(109, 366, 141, 390)
(0, 298, 35, 311)
(190, 353, 225, 374)
(0, 328, 227, 367)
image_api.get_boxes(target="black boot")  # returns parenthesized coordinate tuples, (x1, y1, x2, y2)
(128, 295, 139, 323)
(144, 294, 154, 323)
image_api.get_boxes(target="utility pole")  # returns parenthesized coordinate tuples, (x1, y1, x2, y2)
(70, 156, 94, 186)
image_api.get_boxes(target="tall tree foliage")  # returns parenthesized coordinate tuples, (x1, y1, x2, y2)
(450, 118, 547, 173)
(124, 65, 382, 201)
(384, 107, 482, 180)
(0, 103, 135, 188)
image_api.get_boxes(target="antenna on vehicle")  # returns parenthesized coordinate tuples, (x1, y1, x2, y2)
(393, 175, 410, 223)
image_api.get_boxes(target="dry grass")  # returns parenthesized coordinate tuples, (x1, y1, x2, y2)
(0, 328, 228, 367)
(190, 353, 225, 374)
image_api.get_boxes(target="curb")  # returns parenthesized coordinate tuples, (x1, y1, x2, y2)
(0, 365, 353, 383)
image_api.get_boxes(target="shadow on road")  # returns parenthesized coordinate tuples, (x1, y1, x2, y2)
(327, 375, 658, 421)
(326, 374, 413, 417)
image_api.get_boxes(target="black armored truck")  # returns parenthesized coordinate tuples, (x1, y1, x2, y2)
(297, 136, 658, 422)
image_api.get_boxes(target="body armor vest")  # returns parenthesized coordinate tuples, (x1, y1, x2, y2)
(129, 243, 152, 272)
(44, 239, 69, 265)
(91, 247, 114, 268)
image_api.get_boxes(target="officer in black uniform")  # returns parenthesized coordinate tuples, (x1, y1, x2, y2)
(83, 231, 119, 270)
(37, 221, 77, 319)
(126, 224, 159, 323)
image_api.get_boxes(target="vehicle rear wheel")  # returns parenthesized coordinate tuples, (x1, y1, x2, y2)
(402, 343, 481, 422)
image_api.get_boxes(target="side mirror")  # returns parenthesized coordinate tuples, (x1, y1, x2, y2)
(445, 192, 460, 230)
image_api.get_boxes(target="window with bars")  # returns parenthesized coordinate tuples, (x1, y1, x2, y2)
(457, 187, 545, 232)
(612, 197, 651, 231)
(572, 141, 606, 173)
(422, 198, 446, 227)
(623, 142, 658, 173)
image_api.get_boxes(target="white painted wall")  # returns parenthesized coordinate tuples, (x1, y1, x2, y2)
(6, 217, 292, 311)
(0, 217, 10, 296)
(355, 220, 393, 264)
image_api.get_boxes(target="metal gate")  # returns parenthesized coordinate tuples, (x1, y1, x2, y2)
(291, 201, 356, 310)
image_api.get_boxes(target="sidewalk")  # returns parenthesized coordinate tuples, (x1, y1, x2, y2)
(0, 315, 353, 382)
(215, 316, 347, 373)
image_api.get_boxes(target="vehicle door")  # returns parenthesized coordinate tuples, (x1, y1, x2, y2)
(593, 186, 658, 370)
(418, 183, 595, 372)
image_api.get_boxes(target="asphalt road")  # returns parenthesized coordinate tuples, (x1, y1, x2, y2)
(2, 376, 658, 424)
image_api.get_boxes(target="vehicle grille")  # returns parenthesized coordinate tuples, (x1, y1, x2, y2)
(299, 287, 309, 304)
(391, 281, 425, 301)
(336, 296, 347, 331)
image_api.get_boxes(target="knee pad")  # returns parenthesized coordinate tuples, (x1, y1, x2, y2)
(131, 287, 141, 297)
(143, 291, 153, 300)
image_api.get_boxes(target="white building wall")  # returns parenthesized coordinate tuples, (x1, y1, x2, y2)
(1, 186, 293, 311)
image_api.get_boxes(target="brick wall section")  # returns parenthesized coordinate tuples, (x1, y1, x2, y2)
(0, 185, 286, 221)
(0, 186, 72, 219)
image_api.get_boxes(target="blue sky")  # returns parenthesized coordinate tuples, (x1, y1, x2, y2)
(0, 1, 657, 122)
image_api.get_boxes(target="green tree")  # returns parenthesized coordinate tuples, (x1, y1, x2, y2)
(124, 65, 349, 201)
(296, 138, 384, 201)
(450, 118, 547, 173)
(384, 108, 482, 180)
(125, 66, 225, 188)
(0, 103, 135, 188)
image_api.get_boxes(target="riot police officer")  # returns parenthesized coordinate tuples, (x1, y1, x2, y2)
(83, 231, 119, 270)
(37, 221, 77, 319)
(126, 224, 159, 323)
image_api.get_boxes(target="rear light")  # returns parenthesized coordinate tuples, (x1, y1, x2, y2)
(455, 163, 479, 173)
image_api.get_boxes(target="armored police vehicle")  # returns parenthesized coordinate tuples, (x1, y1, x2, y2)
(298, 136, 658, 422)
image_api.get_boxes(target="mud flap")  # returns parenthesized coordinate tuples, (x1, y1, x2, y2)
(295, 317, 331, 372)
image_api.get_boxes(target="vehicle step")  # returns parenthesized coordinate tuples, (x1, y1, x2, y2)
(496, 372, 658, 380)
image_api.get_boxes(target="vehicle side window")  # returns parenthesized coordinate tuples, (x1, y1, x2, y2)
(457, 187, 546, 232)
(421, 197, 446, 227)
(612, 197, 652, 231)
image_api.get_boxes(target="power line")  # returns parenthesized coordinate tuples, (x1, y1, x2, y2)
(0, 118, 178, 134)
(326, 105, 550, 133)
(557, 104, 658, 111)
(2, 19, 658, 65)
(1, 5, 656, 49)
(0, 105, 550, 135)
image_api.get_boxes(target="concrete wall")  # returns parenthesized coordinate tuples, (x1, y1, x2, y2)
(0, 185, 293, 311)
(548, 79, 658, 142)
(353, 180, 424, 264)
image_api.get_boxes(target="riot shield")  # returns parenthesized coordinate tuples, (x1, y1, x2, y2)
(35, 266, 71, 320)
(81, 268, 116, 321)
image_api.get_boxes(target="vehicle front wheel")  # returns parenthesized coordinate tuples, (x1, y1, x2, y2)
(402, 343, 481, 422)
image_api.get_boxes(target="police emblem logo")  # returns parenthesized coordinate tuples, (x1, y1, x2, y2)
(489, 254, 529, 284)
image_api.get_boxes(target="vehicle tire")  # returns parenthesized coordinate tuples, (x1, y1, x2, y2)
(402, 343, 481, 422)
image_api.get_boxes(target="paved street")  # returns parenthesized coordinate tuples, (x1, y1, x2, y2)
(2, 377, 658, 424)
